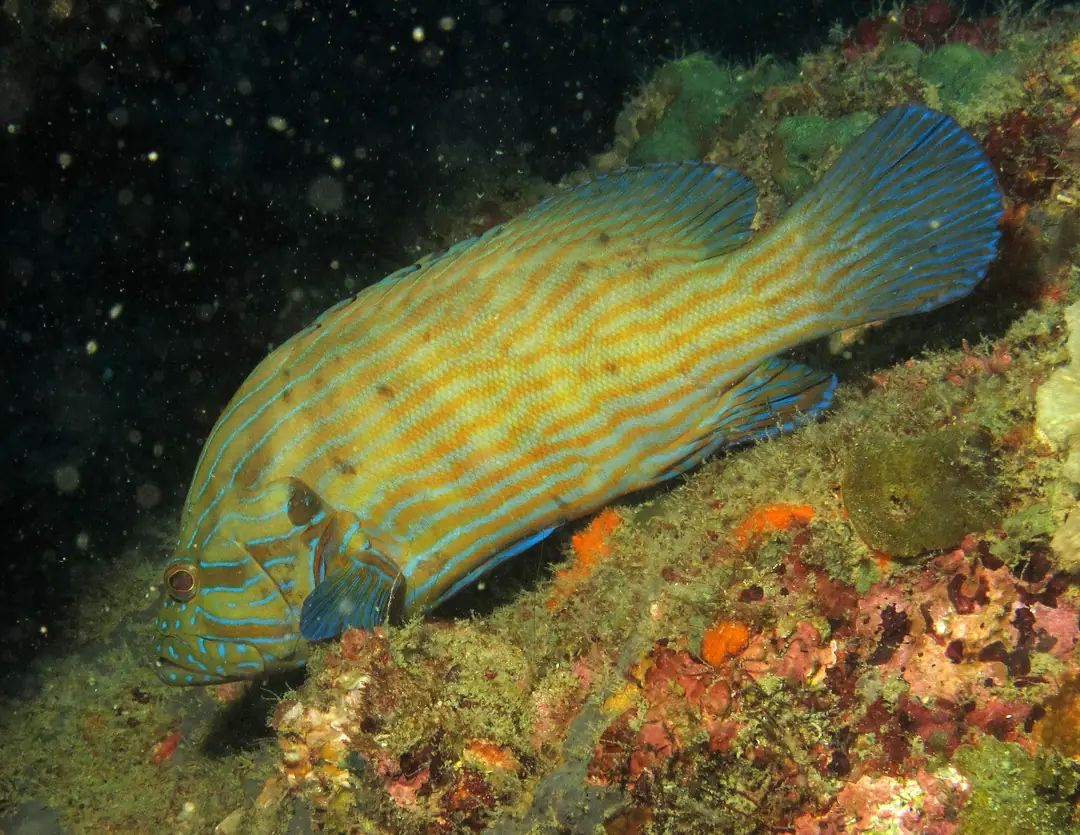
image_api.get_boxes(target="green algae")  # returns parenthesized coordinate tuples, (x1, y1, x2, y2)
(628, 52, 793, 165)
(631, 116, 701, 164)
(921, 44, 995, 107)
(629, 52, 742, 164)
(919, 42, 1022, 121)
(774, 111, 875, 199)
(403, 622, 536, 750)
(883, 41, 925, 71)
(954, 736, 1080, 835)
(842, 426, 1001, 557)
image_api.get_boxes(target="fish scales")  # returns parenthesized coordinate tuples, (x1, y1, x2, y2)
(155, 105, 1003, 683)
(193, 192, 755, 568)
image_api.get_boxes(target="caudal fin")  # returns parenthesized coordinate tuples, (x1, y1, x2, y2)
(790, 104, 1002, 329)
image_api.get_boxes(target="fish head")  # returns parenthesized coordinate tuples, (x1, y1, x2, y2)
(152, 546, 306, 682)
(153, 539, 309, 684)
(153, 479, 324, 685)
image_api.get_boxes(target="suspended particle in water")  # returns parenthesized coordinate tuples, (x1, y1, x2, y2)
(420, 44, 444, 67)
(55, 465, 80, 493)
(307, 175, 345, 214)
(136, 483, 162, 509)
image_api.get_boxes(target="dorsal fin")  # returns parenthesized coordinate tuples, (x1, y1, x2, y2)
(379, 162, 757, 287)
(490, 162, 757, 258)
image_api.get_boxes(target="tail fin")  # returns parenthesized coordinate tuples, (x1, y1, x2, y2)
(789, 104, 1002, 329)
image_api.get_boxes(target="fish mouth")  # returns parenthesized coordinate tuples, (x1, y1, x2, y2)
(154, 634, 267, 685)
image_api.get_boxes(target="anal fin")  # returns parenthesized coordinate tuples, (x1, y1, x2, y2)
(656, 359, 836, 482)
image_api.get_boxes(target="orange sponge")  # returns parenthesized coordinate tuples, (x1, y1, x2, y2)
(732, 503, 814, 550)
(701, 620, 751, 667)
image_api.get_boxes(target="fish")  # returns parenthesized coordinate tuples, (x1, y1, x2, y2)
(154, 104, 1002, 684)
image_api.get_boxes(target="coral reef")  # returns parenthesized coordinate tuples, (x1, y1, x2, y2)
(240, 6, 1080, 830)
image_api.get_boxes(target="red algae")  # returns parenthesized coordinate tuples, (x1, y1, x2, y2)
(589, 643, 739, 790)
(794, 769, 971, 835)
(842, 2, 999, 58)
(983, 107, 1074, 203)
(148, 729, 182, 765)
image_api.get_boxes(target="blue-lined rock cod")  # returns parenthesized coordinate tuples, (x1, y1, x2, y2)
(155, 105, 1002, 684)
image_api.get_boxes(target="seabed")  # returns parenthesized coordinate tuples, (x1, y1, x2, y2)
(6, 3, 1080, 833)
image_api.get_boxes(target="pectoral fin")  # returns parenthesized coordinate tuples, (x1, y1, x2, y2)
(300, 547, 405, 641)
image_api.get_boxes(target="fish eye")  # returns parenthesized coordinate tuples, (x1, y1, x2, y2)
(164, 562, 198, 602)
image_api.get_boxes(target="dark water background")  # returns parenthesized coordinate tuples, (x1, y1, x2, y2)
(0, 0, 1022, 679)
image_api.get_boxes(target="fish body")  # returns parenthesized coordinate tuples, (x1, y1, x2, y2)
(155, 105, 1002, 684)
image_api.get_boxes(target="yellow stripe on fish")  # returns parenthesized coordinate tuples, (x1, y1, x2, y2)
(155, 104, 1002, 684)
